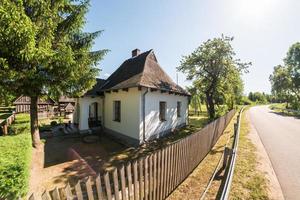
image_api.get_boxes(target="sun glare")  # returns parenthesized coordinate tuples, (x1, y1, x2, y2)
(234, 0, 278, 21)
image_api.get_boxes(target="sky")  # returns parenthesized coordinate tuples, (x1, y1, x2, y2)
(84, 0, 300, 94)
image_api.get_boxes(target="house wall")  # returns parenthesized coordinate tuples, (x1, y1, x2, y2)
(141, 89, 189, 141)
(78, 96, 103, 130)
(104, 88, 141, 143)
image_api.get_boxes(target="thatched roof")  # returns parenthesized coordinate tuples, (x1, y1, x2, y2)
(99, 50, 189, 95)
(84, 78, 106, 96)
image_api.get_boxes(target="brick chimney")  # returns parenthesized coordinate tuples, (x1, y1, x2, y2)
(132, 48, 140, 57)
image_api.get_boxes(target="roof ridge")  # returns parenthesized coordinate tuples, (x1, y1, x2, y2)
(138, 50, 154, 86)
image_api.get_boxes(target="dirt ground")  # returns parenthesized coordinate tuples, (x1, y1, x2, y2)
(28, 135, 127, 196)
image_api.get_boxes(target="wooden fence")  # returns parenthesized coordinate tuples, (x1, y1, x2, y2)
(28, 110, 235, 200)
(0, 112, 16, 135)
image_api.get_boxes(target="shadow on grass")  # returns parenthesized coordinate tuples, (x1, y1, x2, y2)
(269, 110, 300, 119)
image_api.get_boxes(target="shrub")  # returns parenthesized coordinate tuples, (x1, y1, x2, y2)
(50, 120, 58, 127)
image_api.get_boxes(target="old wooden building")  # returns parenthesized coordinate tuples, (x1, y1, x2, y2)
(13, 96, 56, 113)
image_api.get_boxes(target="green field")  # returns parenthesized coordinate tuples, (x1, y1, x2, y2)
(0, 114, 32, 199)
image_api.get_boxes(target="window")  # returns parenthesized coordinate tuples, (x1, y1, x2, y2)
(177, 101, 181, 117)
(113, 101, 121, 122)
(159, 101, 166, 121)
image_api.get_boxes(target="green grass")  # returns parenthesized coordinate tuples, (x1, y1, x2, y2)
(230, 107, 269, 200)
(269, 103, 300, 117)
(0, 114, 32, 199)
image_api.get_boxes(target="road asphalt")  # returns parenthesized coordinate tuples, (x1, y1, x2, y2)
(249, 105, 300, 200)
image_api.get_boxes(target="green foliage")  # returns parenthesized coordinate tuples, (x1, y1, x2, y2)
(178, 36, 250, 119)
(248, 92, 268, 104)
(0, 114, 31, 199)
(270, 42, 300, 110)
(0, 0, 108, 145)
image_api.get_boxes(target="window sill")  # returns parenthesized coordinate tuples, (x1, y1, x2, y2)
(113, 120, 121, 123)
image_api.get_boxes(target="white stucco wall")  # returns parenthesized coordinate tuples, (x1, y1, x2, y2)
(78, 96, 103, 130)
(141, 89, 189, 141)
(104, 88, 141, 140)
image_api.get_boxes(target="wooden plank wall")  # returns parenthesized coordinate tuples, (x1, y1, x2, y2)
(27, 110, 235, 200)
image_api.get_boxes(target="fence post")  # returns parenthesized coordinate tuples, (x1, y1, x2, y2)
(223, 147, 231, 169)
(3, 123, 8, 135)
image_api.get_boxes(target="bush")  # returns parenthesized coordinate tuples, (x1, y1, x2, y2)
(50, 120, 58, 127)
(0, 114, 31, 199)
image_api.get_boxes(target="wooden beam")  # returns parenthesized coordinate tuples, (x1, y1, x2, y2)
(138, 86, 142, 91)
(122, 88, 128, 92)
(112, 89, 118, 93)
(105, 90, 111, 93)
(150, 88, 157, 92)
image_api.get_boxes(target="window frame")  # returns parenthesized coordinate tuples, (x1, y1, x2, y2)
(159, 101, 167, 122)
(177, 101, 182, 117)
(113, 100, 121, 122)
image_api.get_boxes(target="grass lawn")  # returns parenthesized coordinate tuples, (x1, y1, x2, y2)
(229, 107, 268, 199)
(0, 114, 32, 200)
(269, 103, 300, 117)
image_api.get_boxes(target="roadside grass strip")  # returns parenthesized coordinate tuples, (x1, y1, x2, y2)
(167, 110, 238, 200)
(0, 114, 32, 199)
(229, 109, 268, 200)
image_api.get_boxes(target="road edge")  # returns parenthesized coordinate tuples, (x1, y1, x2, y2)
(246, 109, 285, 200)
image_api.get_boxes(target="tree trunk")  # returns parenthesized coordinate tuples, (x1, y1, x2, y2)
(30, 96, 41, 148)
(206, 93, 215, 119)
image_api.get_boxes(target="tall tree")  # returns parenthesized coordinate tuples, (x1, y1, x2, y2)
(284, 42, 300, 101)
(269, 65, 293, 104)
(0, 0, 108, 147)
(178, 36, 250, 119)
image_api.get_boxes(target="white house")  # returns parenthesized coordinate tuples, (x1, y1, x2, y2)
(73, 49, 190, 146)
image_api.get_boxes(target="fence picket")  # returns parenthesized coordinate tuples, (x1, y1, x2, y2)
(51, 187, 61, 200)
(119, 166, 127, 200)
(75, 181, 83, 200)
(138, 158, 144, 200)
(64, 183, 73, 200)
(156, 151, 161, 200)
(41, 191, 51, 200)
(144, 156, 149, 200)
(95, 174, 104, 200)
(113, 169, 120, 200)
(85, 177, 94, 200)
(104, 172, 112, 200)
(133, 161, 139, 200)
(126, 163, 133, 200)
(149, 155, 153, 200)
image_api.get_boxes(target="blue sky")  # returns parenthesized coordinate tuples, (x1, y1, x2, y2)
(84, 0, 300, 94)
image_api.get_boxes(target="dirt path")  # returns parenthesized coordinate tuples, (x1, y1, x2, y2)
(246, 111, 284, 200)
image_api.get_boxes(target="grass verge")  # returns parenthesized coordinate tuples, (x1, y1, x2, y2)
(0, 114, 32, 199)
(269, 103, 300, 118)
(229, 108, 268, 200)
(167, 110, 238, 200)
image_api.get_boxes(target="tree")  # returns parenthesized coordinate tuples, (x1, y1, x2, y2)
(0, 0, 108, 147)
(0, 86, 16, 106)
(186, 85, 205, 115)
(269, 65, 293, 105)
(284, 42, 300, 102)
(178, 36, 250, 119)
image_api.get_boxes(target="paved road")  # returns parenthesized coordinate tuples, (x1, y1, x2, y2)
(249, 106, 300, 200)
